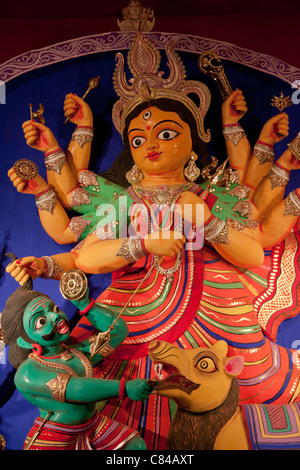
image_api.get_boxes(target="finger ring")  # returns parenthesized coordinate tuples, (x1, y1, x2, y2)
(13, 159, 39, 180)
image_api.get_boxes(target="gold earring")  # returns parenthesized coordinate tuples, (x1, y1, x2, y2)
(126, 164, 144, 184)
(184, 155, 200, 182)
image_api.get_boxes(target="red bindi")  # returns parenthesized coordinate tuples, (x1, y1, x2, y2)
(146, 125, 151, 130)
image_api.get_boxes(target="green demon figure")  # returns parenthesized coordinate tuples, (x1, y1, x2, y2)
(1, 270, 152, 450)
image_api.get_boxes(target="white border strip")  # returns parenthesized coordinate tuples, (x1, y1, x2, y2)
(0, 31, 299, 84)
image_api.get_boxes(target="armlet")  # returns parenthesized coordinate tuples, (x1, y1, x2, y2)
(46, 372, 72, 402)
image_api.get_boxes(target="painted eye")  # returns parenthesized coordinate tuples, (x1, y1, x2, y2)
(35, 316, 46, 330)
(195, 356, 217, 373)
(53, 305, 59, 313)
(131, 136, 147, 148)
(157, 129, 179, 141)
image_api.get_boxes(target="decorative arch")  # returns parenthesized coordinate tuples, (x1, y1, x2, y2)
(0, 30, 299, 450)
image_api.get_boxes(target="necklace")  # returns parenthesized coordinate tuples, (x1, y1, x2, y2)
(29, 345, 93, 377)
(133, 182, 195, 206)
(129, 183, 194, 278)
(37, 345, 72, 361)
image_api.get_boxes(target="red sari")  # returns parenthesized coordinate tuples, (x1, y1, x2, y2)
(72, 183, 300, 450)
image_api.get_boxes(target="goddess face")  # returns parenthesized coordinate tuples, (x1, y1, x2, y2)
(23, 296, 70, 347)
(128, 106, 193, 178)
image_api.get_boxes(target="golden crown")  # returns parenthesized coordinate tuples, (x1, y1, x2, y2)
(112, 32, 211, 142)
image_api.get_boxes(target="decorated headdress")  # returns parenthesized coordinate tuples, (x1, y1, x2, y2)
(112, 31, 211, 143)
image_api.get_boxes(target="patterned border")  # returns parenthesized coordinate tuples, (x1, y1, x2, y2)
(0, 31, 299, 84)
(253, 222, 300, 340)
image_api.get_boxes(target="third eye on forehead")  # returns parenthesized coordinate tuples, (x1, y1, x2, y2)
(143, 110, 151, 120)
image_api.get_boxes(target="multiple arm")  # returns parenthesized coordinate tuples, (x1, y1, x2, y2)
(6, 89, 300, 285)
(221, 89, 300, 249)
(221, 89, 290, 190)
(244, 113, 289, 195)
(8, 95, 95, 244)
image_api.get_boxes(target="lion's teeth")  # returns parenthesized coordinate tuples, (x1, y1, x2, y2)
(154, 363, 163, 380)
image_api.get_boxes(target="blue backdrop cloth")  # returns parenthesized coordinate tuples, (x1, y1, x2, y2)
(0, 35, 299, 450)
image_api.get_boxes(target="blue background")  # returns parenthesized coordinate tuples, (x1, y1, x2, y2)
(0, 45, 299, 449)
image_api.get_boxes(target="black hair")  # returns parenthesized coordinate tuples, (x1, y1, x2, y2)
(1, 287, 50, 369)
(100, 98, 211, 188)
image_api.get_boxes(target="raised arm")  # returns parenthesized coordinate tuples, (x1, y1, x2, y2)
(221, 91, 290, 196)
(245, 113, 289, 199)
(22, 93, 94, 209)
(63, 93, 94, 179)
(22, 120, 77, 207)
(221, 89, 252, 182)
